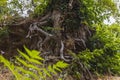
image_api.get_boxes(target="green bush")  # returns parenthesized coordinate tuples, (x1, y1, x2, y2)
(70, 24, 120, 78)
(89, 24, 120, 75)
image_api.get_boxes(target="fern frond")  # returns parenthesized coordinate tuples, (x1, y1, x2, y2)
(48, 65, 57, 74)
(51, 61, 69, 72)
(0, 55, 21, 80)
(24, 46, 44, 60)
(43, 68, 52, 77)
(16, 57, 40, 70)
(55, 61, 69, 68)
(0, 46, 69, 80)
(53, 64, 62, 72)
(17, 49, 43, 65)
(16, 67, 39, 80)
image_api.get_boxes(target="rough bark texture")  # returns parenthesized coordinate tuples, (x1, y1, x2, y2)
(0, 0, 93, 79)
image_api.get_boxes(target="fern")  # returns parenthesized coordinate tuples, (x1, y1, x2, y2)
(0, 46, 69, 80)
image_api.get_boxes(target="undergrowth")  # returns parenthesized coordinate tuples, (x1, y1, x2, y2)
(68, 24, 120, 79)
(0, 46, 69, 80)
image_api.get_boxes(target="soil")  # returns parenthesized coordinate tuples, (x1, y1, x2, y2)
(0, 69, 120, 80)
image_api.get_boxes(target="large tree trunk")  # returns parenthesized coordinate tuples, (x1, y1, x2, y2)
(0, 0, 91, 60)
(0, 0, 93, 79)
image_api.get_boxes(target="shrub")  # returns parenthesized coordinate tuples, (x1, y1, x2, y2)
(0, 46, 69, 80)
(69, 24, 120, 79)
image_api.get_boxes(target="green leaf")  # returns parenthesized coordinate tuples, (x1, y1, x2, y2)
(53, 65, 61, 72)
(16, 67, 38, 79)
(43, 68, 51, 77)
(56, 61, 69, 68)
(48, 65, 57, 74)
(17, 49, 43, 65)
(31, 50, 44, 60)
(24, 46, 44, 60)
(16, 57, 40, 70)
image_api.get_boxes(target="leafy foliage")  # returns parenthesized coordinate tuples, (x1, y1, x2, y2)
(89, 24, 120, 74)
(0, 0, 117, 21)
(79, 0, 117, 25)
(33, 0, 50, 17)
(0, 46, 69, 80)
(70, 24, 120, 78)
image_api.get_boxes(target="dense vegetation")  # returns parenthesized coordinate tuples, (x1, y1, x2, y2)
(0, 0, 120, 80)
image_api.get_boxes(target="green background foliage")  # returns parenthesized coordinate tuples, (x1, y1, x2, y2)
(70, 24, 120, 78)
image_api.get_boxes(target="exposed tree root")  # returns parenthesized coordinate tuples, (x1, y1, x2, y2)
(0, 0, 94, 79)
(60, 40, 70, 62)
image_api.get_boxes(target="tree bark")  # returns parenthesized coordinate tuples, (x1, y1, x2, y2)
(0, 0, 91, 67)
(0, 0, 93, 79)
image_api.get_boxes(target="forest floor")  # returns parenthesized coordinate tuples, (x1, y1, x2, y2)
(97, 76, 120, 80)
(0, 68, 120, 80)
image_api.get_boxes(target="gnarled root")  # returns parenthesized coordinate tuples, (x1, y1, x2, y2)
(60, 40, 70, 62)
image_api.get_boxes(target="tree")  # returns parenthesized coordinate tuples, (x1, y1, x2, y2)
(0, 0, 119, 79)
